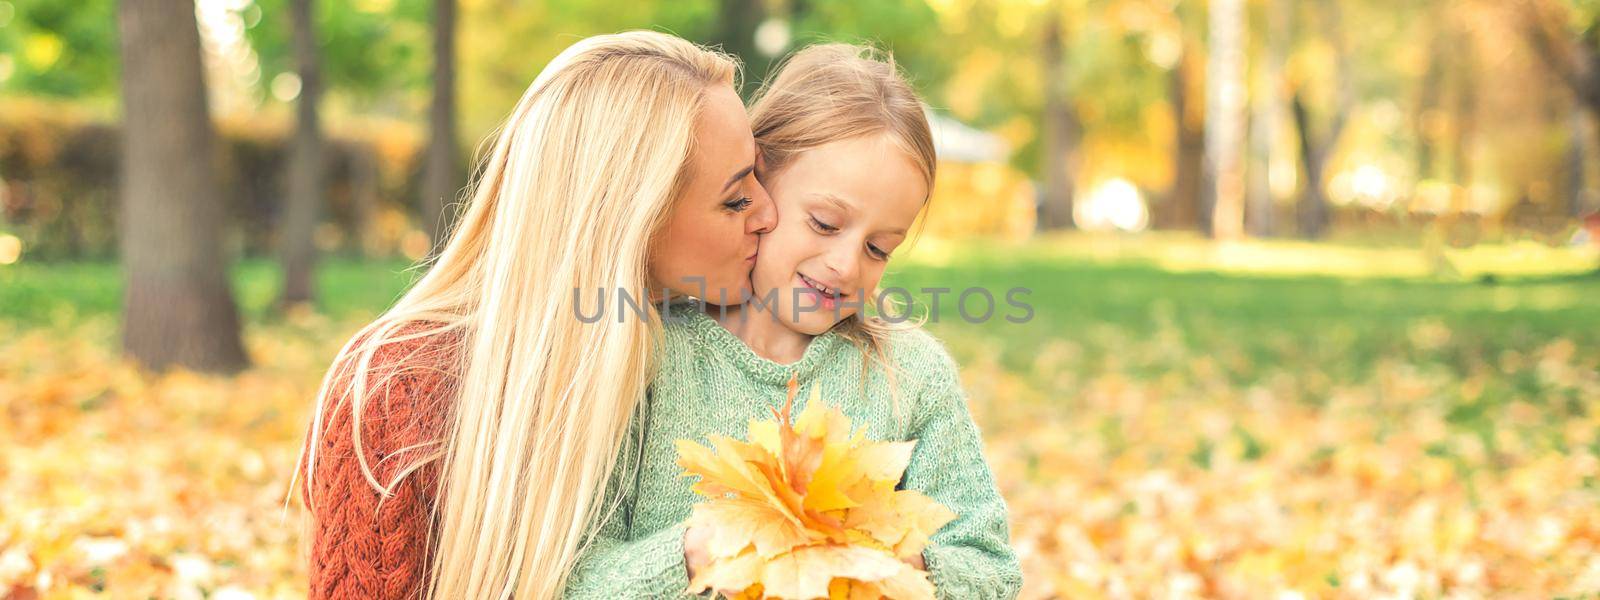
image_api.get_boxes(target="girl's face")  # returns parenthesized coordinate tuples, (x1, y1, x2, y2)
(650, 84, 777, 304)
(751, 133, 928, 335)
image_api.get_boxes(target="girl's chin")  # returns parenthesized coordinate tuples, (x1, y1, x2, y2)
(778, 306, 852, 336)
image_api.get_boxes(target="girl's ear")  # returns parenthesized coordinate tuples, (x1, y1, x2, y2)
(754, 151, 770, 182)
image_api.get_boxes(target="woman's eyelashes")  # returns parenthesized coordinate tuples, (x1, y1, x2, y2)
(722, 196, 753, 212)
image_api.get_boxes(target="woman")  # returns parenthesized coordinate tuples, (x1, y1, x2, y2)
(294, 31, 774, 599)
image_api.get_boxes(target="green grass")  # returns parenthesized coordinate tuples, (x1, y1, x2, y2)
(3, 237, 1596, 395)
(3, 237, 1595, 469)
(0, 258, 420, 326)
(883, 240, 1600, 394)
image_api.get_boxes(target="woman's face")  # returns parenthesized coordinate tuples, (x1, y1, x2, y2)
(750, 134, 928, 335)
(649, 85, 776, 304)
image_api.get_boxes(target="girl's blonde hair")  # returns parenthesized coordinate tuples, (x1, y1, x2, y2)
(747, 43, 937, 415)
(294, 31, 736, 599)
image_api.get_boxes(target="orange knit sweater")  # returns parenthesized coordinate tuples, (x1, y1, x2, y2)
(298, 326, 460, 600)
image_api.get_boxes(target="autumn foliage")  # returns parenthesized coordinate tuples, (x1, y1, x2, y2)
(676, 377, 955, 599)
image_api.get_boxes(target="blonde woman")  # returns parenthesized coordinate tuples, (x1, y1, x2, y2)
(294, 31, 775, 599)
(577, 44, 1023, 598)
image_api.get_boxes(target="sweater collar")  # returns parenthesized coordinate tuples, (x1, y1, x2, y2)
(668, 302, 848, 387)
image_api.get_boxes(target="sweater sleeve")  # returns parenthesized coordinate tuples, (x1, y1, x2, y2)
(903, 358, 1024, 600)
(300, 360, 448, 600)
(561, 393, 695, 599)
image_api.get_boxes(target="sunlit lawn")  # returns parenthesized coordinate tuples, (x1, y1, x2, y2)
(2, 233, 1598, 598)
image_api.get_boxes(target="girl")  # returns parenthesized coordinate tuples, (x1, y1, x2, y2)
(295, 32, 776, 600)
(564, 44, 1023, 599)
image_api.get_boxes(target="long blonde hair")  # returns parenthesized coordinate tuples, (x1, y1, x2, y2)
(295, 31, 736, 599)
(747, 43, 937, 411)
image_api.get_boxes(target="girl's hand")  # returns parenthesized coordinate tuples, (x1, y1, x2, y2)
(688, 525, 927, 594)
(683, 524, 742, 597)
(683, 523, 712, 578)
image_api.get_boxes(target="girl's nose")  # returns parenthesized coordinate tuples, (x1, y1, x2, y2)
(824, 243, 859, 286)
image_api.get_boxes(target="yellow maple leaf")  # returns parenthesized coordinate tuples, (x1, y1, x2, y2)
(677, 375, 956, 599)
(843, 489, 956, 559)
(690, 498, 820, 560)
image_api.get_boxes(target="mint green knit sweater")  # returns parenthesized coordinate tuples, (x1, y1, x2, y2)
(561, 303, 1022, 599)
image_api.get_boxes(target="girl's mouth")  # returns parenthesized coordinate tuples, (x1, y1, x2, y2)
(797, 273, 847, 312)
(798, 273, 841, 297)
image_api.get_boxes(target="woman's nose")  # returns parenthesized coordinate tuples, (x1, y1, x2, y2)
(747, 184, 777, 235)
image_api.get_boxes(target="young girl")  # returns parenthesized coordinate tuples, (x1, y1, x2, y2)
(562, 44, 1022, 599)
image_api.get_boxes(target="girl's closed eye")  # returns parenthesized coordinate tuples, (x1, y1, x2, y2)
(809, 215, 840, 233)
(810, 213, 893, 259)
(866, 242, 890, 260)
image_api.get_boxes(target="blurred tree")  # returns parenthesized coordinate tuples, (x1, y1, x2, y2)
(1521, 0, 1600, 217)
(712, 0, 766, 92)
(927, 0, 1170, 230)
(453, 0, 715, 135)
(1164, 24, 1207, 232)
(1413, 16, 1446, 190)
(1205, 0, 1246, 239)
(1246, 0, 1288, 237)
(116, 0, 248, 372)
(247, 0, 430, 114)
(783, 0, 950, 98)
(1564, 107, 1594, 218)
(421, 0, 459, 248)
(1038, 1, 1079, 230)
(279, 0, 323, 307)
(1287, 0, 1350, 240)
(1449, 27, 1479, 216)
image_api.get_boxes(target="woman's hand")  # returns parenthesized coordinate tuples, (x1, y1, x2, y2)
(902, 552, 926, 571)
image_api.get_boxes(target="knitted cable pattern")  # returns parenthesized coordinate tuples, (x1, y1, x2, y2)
(300, 325, 458, 600)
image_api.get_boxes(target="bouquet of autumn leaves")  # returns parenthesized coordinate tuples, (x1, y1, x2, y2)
(674, 376, 957, 599)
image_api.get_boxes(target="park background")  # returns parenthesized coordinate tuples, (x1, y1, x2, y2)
(3, 0, 1600, 597)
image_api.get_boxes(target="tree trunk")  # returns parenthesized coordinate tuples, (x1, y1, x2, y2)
(1206, 0, 1247, 240)
(1569, 107, 1593, 218)
(352, 150, 381, 257)
(715, 0, 768, 93)
(279, 0, 323, 306)
(1163, 40, 1207, 231)
(1290, 92, 1330, 239)
(117, 0, 248, 373)
(1247, 0, 1286, 237)
(1038, 8, 1077, 230)
(1414, 22, 1445, 189)
(1289, 0, 1350, 240)
(1450, 36, 1478, 215)
(421, 0, 460, 249)
(1519, 1, 1600, 175)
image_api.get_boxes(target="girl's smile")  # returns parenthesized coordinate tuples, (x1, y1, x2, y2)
(797, 272, 848, 311)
